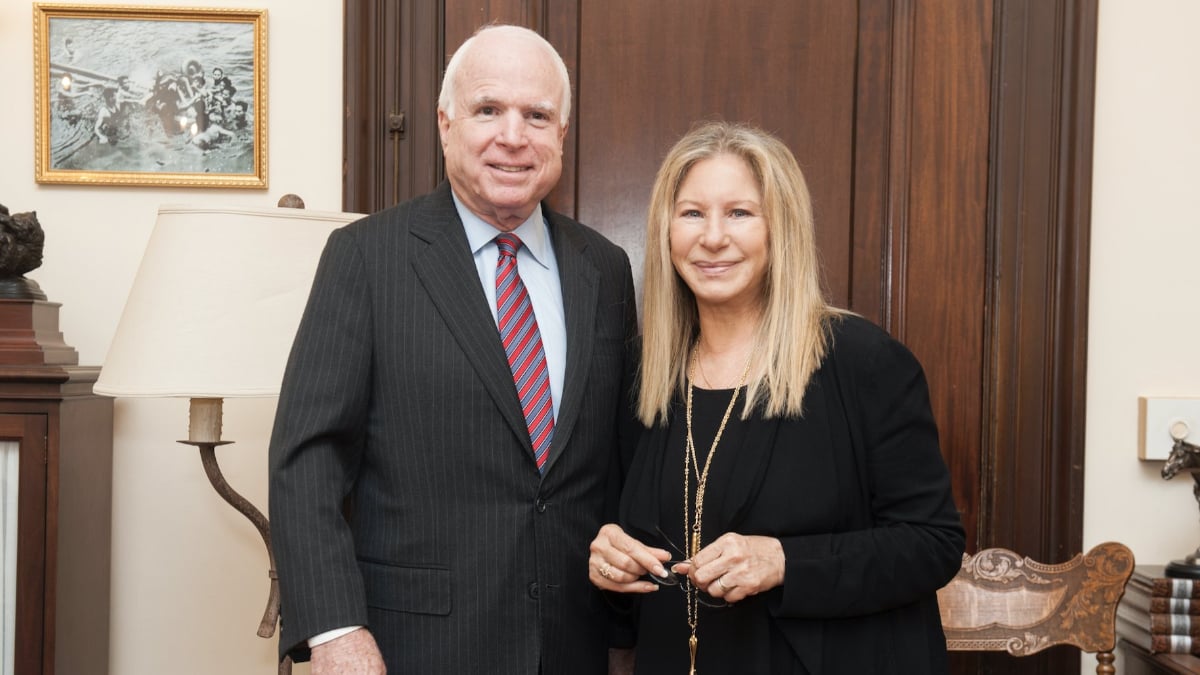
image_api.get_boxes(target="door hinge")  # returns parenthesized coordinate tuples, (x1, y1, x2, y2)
(388, 111, 406, 137)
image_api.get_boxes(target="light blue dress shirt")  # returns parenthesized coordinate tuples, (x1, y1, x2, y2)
(452, 192, 566, 421)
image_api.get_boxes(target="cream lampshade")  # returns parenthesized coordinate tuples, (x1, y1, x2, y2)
(95, 204, 361, 443)
(94, 204, 361, 403)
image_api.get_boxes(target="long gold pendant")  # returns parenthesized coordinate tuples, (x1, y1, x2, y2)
(688, 634, 698, 674)
(683, 346, 752, 675)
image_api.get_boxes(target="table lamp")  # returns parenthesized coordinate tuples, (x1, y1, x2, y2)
(93, 201, 361, 672)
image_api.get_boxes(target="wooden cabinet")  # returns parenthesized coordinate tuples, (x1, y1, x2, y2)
(0, 298, 112, 675)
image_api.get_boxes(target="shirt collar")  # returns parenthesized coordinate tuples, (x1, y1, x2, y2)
(452, 190, 552, 270)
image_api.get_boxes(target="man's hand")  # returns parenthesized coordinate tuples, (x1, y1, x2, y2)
(311, 628, 386, 675)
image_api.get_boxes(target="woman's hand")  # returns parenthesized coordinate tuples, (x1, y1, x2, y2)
(673, 533, 785, 604)
(589, 523, 673, 593)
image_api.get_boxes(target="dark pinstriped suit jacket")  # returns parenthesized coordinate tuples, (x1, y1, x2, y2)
(268, 182, 638, 674)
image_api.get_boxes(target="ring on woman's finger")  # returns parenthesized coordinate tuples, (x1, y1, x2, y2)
(716, 575, 732, 591)
(600, 564, 614, 580)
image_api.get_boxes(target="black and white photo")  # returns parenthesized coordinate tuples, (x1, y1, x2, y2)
(34, 4, 267, 188)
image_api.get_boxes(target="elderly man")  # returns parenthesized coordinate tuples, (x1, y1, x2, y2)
(269, 24, 638, 675)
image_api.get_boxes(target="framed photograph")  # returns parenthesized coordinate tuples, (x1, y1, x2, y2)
(33, 4, 267, 188)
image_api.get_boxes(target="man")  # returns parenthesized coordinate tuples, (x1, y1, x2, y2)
(269, 25, 638, 674)
(227, 99, 249, 130)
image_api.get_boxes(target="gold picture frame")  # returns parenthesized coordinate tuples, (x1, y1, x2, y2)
(33, 4, 267, 188)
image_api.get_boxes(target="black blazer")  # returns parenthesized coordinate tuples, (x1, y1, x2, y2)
(620, 314, 965, 674)
(269, 183, 638, 674)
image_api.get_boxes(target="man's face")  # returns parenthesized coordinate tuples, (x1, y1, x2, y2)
(438, 33, 567, 232)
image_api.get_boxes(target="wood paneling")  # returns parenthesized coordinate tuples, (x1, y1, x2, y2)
(574, 1, 858, 310)
(985, 0, 1096, 564)
(343, 0, 444, 211)
(850, 1, 991, 554)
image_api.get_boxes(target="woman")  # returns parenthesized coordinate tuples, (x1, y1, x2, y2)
(589, 122, 965, 674)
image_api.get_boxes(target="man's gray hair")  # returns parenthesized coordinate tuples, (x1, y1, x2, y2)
(438, 24, 572, 128)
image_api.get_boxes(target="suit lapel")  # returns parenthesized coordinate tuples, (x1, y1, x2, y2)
(409, 185, 533, 456)
(539, 211, 599, 476)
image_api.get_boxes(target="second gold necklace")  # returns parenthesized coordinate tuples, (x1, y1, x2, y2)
(683, 345, 753, 675)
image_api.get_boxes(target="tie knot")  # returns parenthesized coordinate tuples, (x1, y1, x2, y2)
(495, 233, 522, 258)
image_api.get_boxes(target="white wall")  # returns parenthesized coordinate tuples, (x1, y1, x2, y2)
(1086, 0, 1200, 565)
(1086, 0, 1200, 669)
(0, 0, 341, 671)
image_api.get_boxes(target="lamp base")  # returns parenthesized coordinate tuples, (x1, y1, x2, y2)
(179, 438, 287, 674)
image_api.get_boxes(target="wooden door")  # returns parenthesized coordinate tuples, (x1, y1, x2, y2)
(344, 1, 1098, 672)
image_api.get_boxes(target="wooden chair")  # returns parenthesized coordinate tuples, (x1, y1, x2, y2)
(937, 542, 1135, 674)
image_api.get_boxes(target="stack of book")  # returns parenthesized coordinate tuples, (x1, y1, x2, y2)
(1117, 564, 1200, 655)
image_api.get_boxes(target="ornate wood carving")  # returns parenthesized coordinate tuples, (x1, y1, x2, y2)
(939, 542, 1135, 673)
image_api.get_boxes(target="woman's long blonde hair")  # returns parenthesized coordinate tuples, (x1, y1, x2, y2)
(638, 121, 838, 426)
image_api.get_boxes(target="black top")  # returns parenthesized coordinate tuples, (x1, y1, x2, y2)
(636, 385, 795, 673)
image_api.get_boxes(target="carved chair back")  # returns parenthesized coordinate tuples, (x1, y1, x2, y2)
(937, 542, 1135, 675)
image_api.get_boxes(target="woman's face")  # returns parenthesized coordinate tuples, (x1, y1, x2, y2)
(669, 154, 769, 315)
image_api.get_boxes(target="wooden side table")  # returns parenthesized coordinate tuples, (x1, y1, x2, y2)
(1, 297, 112, 675)
(1120, 639, 1200, 675)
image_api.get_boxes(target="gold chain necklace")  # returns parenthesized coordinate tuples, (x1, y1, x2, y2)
(683, 346, 753, 675)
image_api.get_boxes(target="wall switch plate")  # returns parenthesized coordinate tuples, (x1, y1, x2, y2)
(1138, 396, 1200, 460)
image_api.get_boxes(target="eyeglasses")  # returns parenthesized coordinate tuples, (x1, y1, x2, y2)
(646, 526, 728, 608)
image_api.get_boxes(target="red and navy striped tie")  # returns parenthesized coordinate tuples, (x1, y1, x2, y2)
(495, 234, 554, 472)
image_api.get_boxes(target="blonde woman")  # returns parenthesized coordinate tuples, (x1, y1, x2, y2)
(588, 122, 964, 674)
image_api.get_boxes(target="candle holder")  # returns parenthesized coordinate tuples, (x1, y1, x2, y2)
(178, 398, 281, 640)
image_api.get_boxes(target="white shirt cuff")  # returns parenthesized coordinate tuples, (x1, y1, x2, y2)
(307, 625, 362, 648)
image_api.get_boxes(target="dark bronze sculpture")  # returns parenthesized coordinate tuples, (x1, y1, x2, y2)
(1163, 435, 1200, 578)
(0, 203, 47, 300)
(1163, 436, 1200, 481)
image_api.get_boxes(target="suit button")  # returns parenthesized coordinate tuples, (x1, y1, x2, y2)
(535, 498, 547, 513)
(528, 582, 540, 599)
